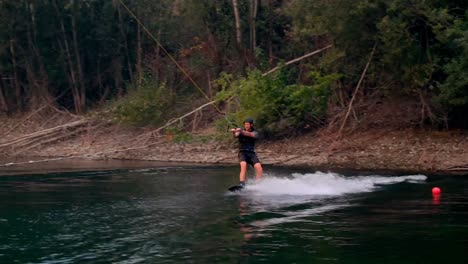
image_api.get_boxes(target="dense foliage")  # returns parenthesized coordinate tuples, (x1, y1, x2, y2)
(217, 69, 340, 137)
(111, 81, 175, 126)
(0, 0, 467, 130)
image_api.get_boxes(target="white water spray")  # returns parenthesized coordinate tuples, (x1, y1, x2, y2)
(238, 171, 427, 227)
(244, 171, 427, 196)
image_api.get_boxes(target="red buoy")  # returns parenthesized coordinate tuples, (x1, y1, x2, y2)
(432, 187, 441, 195)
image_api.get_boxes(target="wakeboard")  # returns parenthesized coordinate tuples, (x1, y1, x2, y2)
(228, 185, 244, 192)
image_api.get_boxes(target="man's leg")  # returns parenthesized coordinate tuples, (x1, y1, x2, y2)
(253, 163, 263, 179)
(239, 161, 247, 183)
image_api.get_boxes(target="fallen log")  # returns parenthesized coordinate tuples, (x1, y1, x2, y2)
(126, 99, 221, 147)
(0, 119, 89, 149)
(445, 164, 468, 171)
(89, 138, 166, 158)
(0, 105, 50, 139)
(13, 126, 91, 155)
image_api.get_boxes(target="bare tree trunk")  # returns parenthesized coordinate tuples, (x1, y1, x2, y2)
(25, 2, 38, 109)
(71, 3, 86, 112)
(9, 39, 22, 110)
(249, 0, 258, 55)
(231, 0, 243, 51)
(207, 71, 212, 97)
(28, 1, 51, 109)
(0, 78, 9, 114)
(114, 58, 123, 98)
(136, 23, 143, 87)
(55, 0, 81, 113)
(56, 38, 77, 107)
(207, 32, 221, 76)
(29, 1, 48, 86)
(24, 56, 36, 108)
(100, 86, 110, 104)
(96, 59, 109, 104)
(117, 4, 135, 89)
(64, 42, 81, 113)
(155, 24, 162, 84)
(417, 89, 435, 126)
(267, 0, 274, 65)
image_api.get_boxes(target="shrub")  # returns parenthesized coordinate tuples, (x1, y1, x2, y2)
(111, 82, 175, 126)
(216, 68, 341, 138)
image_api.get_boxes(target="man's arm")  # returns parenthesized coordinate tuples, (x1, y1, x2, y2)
(230, 128, 241, 138)
(240, 130, 258, 138)
(230, 128, 258, 138)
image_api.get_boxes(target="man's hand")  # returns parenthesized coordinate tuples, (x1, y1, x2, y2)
(231, 127, 241, 137)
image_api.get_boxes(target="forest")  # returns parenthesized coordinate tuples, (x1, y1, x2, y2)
(0, 0, 467, 138)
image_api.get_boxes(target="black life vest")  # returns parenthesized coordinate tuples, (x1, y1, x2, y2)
(238, 128, 257, 152)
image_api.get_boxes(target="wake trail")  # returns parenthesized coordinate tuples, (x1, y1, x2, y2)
(243, 171, 427, 196)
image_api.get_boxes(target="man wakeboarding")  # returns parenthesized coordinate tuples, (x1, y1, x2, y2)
(229, 118, 263, 191)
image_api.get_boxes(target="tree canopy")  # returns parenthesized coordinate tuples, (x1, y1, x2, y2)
(0, 0, 467, 131)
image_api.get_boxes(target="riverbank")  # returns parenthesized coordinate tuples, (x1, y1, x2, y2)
(1, 114, 467, 174)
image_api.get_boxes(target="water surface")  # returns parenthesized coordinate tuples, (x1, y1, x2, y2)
(0, 163, 466, 263)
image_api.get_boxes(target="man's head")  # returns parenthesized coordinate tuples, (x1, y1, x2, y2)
(244, 118, 254, 131)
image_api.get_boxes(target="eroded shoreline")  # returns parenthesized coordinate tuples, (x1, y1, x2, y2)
(1, 127, 466, 175)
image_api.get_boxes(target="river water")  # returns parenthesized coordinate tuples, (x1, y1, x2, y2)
(0, 161, 466, 263)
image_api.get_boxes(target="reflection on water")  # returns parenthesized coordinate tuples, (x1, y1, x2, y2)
(229, 172, 428, 228)
(432, 193, 441, 205)
(0, 164, 467, 263)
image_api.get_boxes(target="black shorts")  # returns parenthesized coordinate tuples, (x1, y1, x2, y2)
(238, 151, 260, 166)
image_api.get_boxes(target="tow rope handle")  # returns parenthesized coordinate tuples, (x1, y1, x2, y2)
(226, 120, 239, 132)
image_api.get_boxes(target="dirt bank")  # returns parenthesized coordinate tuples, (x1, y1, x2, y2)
(1, 114, 466, 175)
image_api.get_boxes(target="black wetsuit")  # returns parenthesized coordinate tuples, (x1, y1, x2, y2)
(237, 128, 260, 166)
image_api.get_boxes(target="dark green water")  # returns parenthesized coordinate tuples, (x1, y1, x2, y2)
(0, 163, 467, 263)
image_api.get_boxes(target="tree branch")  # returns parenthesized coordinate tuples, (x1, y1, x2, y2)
(338, 43, 377, 136)
(262, 45, 333, 76)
